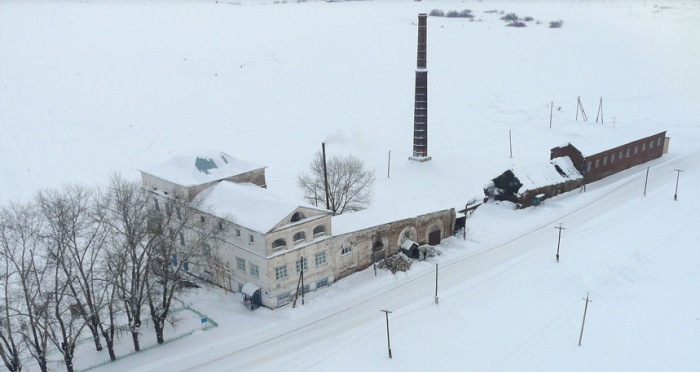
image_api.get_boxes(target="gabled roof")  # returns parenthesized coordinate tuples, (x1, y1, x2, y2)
(199, 181, 327, 234)
(558, 128, 666, 158)
(513, 156, 583, 194)
(139, 149, 265, 187)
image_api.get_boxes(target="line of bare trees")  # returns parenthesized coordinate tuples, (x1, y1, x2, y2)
(0, 175, 221, 372)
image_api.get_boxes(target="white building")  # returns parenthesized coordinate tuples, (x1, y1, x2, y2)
(140, 150, 455, 309)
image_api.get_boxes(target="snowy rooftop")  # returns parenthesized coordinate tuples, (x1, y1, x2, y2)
(332, 199, 451, 236)
(561, 128, 666, 157)
(139, 150, 265, 187)
(199, 181, 325, 234)
(513, 156, 582, 193)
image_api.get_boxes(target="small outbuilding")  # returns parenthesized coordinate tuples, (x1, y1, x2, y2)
(242, 282, 262, 310)
(400, 239, 420, 259)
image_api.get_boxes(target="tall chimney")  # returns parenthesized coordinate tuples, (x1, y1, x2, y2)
(410, 13, 431, 162)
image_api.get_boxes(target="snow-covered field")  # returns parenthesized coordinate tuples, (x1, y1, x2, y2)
(2, 0, 699, 371)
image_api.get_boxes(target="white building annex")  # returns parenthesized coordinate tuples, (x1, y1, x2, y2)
(140, 150, 455, 309)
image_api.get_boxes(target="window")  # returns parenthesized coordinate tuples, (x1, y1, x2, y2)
(341, 246, 353, 255)
(249, 234, 254, 244)
(296, 257, 308, 272)
(291, 211, 305, 223)
(650, 140, 654, 149)
(236, 229, 241, 237)
(634, 145, 638, 155)
(250, 263, 259, 278)
(657, 138, 662, 146)
(201, 243, 211, 257)
(594, 159, 599, 168)
(619, 150, 623, 160)
(313, 225, 326, 236)
(176, 207, 181, 220)
(293, 231, 306, 243)
(586, 162, 591, 172)
(642, 143, 646, 152)
(171, 254, 178, 266)
(218, 221, 223, 230)
(316, 278, 329, 288)
(315, 251, 327, 266)
(626, 148, 630, 158)
(179, 232, 185, 246)
(603, 156, 608, 166)
(236, 257, 246, 273)
(272, 238, 286, 250)
(275, 265, 288, 280)
(154, 198, 160, 211)
(165, 202, 172, 216)
(296, 284, 310, 296)
(611, 153, 615, 163)
(200, 216, 206, 223)
(277, 291, 291, 306)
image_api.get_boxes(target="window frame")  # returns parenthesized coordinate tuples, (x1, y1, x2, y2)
(313, 225, 326, 236)
(293, 231, 306, 243)
(236, 257, 246, 273)
(315, 251, 327, 266)
(296, 257, 308, 273)
(341, 246, 353, 255)
(275, 265, 288, 281)
(250, 263, 259, 278)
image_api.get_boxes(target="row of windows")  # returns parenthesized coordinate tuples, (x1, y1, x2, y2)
(275, 251, 328, 280)
(271, 225, 326, 251)
(586, 137, 663, 172)
(236, 257, 260, 278)
(277, 277, 330, 305)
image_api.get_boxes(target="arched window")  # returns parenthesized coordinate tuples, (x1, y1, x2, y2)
(373, 240, 384, 251)
(293, 231, 306, 243)
(272, 239, 287, 250)
(291, 211, 306, 223)
(313, 225, 326, 236)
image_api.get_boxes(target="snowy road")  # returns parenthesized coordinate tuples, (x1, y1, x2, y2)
(100, 151, 700, 372)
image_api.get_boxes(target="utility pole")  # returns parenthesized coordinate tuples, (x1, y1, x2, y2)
(549, 101, 554, 128)
(381, 310, 393, 358)
(555, 223, 565, 262)
(372, 250, 377, 276)
(595, 97, 603, 124)
(509, 130, 513, 158)
(578, 292, 592, 346)
(674, 169, 683, 201)
(322, 142, 330, 211)
(643, 167, 649, 197)
(387, 150, 391, 178)
(434, 263, 439, 305)
(463, 203, 468, 240)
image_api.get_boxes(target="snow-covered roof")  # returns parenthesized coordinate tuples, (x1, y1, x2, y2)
(139, 149, 265, 187)
(560, 128, 665, 157)
(513, 156, 583, 193)
(199, 181, 325, 234)
(332, 200, 450, 236)
(241, 282, 260, 296)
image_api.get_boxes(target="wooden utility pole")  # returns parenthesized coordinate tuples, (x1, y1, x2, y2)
(595, 97, 603, 124)
(434, 263, 439, 305)
(643, 167, 650, 197)
(578, 292, 592, 346)
(292, 269, 305, 308)
(509, 130, 513, 158)
(372, 250, 377, 276)
(555, 223, 565, 262)
(322, 142, 330, 211)
(576, 97, 589, 122)
(674, 169, 683, 201)
(549, 101, 554, 128)
(381, 310, 393, 358)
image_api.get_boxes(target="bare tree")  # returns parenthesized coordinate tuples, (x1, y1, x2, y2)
(0, 208, 26, 372)
(145, 197, 222, 345)
(0, 203, 52, 372)
(298, 152, 376, 215)
(101, 174, 158, 352)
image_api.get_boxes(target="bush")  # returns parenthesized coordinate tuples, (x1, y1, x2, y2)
(549, 20, 564, 28)
(429, 9, 445, 17)
(507, 21, 527, 27)
(501, 13, 519, 21)
(460, 10, 475, 18)
(484, 9, 499, 14)
(523, 16, 534, 22)
(377, 254, 413, 274)
(446, 10, 460, 18)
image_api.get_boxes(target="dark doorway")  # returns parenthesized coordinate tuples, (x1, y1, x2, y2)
(428, 229, 441, 246)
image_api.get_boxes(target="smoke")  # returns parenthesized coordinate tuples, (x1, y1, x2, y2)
(323, 129, 347, 145)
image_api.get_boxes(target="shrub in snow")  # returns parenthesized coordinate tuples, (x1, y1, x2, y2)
(377, 254, 413, 274)
(484, 10, 499, 14)
(524, 16, 534, 22)
(501, 13, 519, 22)
(507, 21, 527, 28)
(418, 245, 441, 260)
(460, 10, 475, 18)
(446, 10, 460, 18)
(429, 9, 445, 17)
(549, 20, 564, 28)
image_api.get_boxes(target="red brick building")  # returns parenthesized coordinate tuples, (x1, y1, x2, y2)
(550, 131, 668, 183)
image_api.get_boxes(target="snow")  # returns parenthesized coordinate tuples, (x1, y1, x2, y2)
(560, 128, 667, 157)
(514, 156, 582, 193)
(241, 282, 260, 297)
(200, 181, 324, 233)
(332, 199, 449, 235)
(139, 149, 265, 187)
(2, 0, 700, 371)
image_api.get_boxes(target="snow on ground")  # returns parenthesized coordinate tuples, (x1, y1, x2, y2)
(2, 0, 700, 371)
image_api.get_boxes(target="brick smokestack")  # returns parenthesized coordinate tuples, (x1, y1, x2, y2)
(411, 13, 431, 162)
